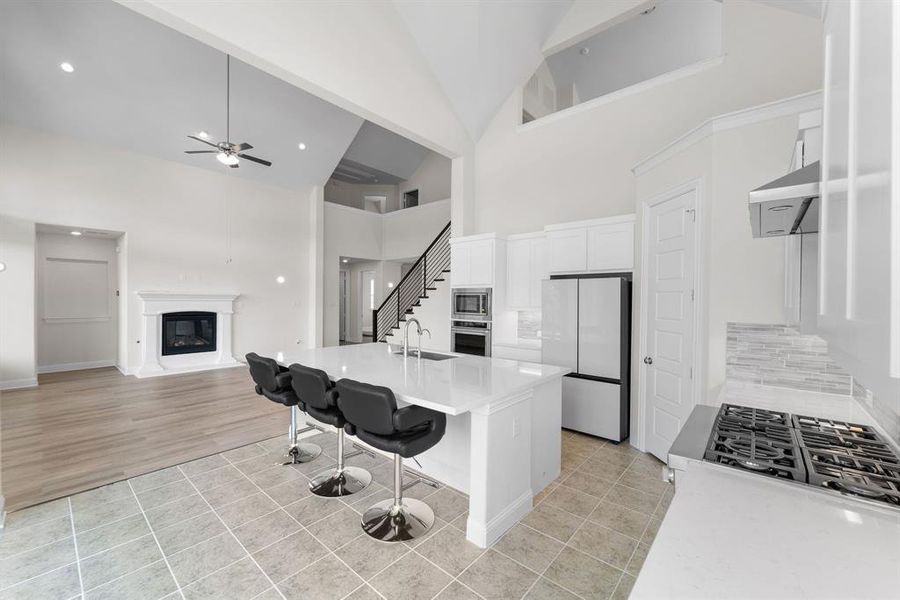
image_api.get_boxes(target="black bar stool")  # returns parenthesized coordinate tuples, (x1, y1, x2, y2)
(245, 353, 321, 464)
(289, 364, 373, 497)
(336, 378, 446, 542)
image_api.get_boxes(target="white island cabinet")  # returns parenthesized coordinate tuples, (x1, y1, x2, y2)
(277, 343, 568, 548)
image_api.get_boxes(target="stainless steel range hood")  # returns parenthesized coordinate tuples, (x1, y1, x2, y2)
(748, 161, 820, 238)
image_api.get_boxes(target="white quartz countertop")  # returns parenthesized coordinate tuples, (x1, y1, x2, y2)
(275, 343, 568, 416)
(632, 461, 900, 600)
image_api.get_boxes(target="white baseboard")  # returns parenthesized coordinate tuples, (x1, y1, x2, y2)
(0, 377, 38, 391)
(37, 359, 116, 374)
(466, 489, 533, 548)
(116, 364, 134, 376)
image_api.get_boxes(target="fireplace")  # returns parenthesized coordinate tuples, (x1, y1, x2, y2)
(161, 311, 217, 356)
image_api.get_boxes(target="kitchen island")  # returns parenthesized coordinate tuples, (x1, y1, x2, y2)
(276, 343, 569, 547)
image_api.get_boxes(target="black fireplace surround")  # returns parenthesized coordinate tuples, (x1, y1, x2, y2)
(162, 311, 217, 356)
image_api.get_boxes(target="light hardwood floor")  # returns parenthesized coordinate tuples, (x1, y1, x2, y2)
(1, 366, 286, 511)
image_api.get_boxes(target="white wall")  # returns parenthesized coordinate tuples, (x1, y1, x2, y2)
(36, 232, 119, 373)
(545, 0, 722, 109)
(474, 0, 824, 236)
(322, 199, 451, 347)
(0, 216, 37, 388)
(0, 124, 315, 376)
(635, 113, 803, 413)
(400, 151, 452, 207)
(384, 278, 451, 353)
(325, 151, 451, 213)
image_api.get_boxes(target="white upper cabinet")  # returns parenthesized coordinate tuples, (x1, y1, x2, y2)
(818, 0, 899, 403)
(506, 233, 547, 309)
(547, 228, 587, 273)
(587, 222, 634, 272)
(450, 235, 504, 288)
(546, 215, 635, 274)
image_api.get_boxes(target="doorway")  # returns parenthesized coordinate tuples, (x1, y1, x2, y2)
(360, 270, 376, 339)
(35, 224, 121, 373)
(639, 181, 702, 461)
(339, 269, 348, 342)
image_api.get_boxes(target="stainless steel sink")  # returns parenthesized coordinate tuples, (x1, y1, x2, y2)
(393, 350, 457, 361)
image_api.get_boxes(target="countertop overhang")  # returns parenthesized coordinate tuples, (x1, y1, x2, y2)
(275, 343, 569, 415)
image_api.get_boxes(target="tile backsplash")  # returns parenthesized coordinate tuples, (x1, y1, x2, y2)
(517, 310, 542, 340)
(726, 323, 853, 395)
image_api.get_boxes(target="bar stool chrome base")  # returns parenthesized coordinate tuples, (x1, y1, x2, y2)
(283, 442, 322, 465)
(361, 497, 435, 542)
(309, 466, 372, 497)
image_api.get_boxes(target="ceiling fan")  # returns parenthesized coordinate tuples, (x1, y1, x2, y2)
(184, 55, 272, 169)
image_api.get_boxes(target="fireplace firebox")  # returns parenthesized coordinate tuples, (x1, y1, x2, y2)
(161, 311, 217, 356)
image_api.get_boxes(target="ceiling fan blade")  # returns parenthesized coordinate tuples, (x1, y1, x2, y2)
(238, 153, 272, 167)
(184, 150, 217, 154)
(234, 142, 253, 152)
(229, 162, 239, 169)
(187, 135, 218, 148)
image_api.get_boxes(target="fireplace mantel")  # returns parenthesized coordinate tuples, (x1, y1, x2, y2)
(136, 291, 241, 378)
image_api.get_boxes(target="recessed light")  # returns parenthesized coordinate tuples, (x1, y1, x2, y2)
(60, 62, 75, 73)
(198, 131, 210, 139)
(276, 275, 286, 284)
(0, 261, 6, 272)
(387, 282, 394, 288)
(579, 47, 590, 56)
(342, 258, 349, 264)
(70, 230, 82, 236)
(298, 142, 307, 150)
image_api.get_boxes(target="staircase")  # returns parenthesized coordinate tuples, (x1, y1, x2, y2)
(372, 222, 451, 342)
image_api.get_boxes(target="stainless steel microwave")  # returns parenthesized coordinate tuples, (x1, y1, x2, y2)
(451, 288, 492, 321)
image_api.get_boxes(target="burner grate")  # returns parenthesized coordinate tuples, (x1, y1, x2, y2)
(720, 404, 791, 427)
(796, 428, 900, 464)
(804, 448, 900, 506)
(704, 420, 806, 481)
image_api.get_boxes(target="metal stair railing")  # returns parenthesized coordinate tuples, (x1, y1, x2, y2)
(372, 222, 451, 342)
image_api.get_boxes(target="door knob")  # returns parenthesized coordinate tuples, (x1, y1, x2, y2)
(643, 356, 653, 365)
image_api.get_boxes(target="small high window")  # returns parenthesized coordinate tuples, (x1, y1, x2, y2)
(523, 0, 722, 123)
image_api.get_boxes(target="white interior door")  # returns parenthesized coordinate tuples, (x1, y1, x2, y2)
(643, 188, 696, 461)
(339, 270, 348, 341)
(361, 270, 376, 336)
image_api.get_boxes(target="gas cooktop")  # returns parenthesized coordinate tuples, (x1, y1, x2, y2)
(704, 404, 900, 508)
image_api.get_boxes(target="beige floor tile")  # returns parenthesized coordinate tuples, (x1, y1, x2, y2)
(216, 493, 279, 529)
(0, 515, 71, 560)
(611, 573, 636, 600)
(369, 551, 453, 600)
(182, 556, 270, 600)
(604, 485, 660, 515)
(167, 532, 247, 587)
(641, 515, 664, 544)
(568, 520, 638, 570)
(253, 529, 328, 583)
(415, 524, 484, 576)
(0, 562, 81, 600)
(80, 534, 162, 590)
(587, 501, 652, 540)
(493, 523, 563, 573)
(284, 494, 343, 526)
(4, 499, 69, 530)
(434, 580, 482, 600)
(345, 584, 385, 600)
(306, 506, 366, 550)
(626, 542, 650, 576)
(264, 478, 312, 507)
(618, 470, 668, 497)
(201, 477, 260, 509)
(335, 533, 409, 580)
(580, 457, 630, 482)
(521, 503, 584, 543)
(425, 487, 469, 522)
(232, 510, 301, 553)
(84, 560, 177, 600)
(458, 549, 538, 600)
(0, 537, 76, 589)
(562, 471, 615, 499)
(544, 547, 622, 600)
(279, 554, 363, 600)
(523, 577, 580, 600)
(179, 454, 231, 478)
(545, 485, 601, 517)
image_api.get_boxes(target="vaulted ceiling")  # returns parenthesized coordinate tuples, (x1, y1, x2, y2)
(393, 0, 572, 140)
(0, 0, 438, 191)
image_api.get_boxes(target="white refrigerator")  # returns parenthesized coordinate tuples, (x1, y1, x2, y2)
(541, 275, 632, 441)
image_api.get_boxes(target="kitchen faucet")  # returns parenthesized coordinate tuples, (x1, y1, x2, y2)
(403, 318, 431, 357)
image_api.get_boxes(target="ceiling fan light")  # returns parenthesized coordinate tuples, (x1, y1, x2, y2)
(216, 152, 239, 166)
